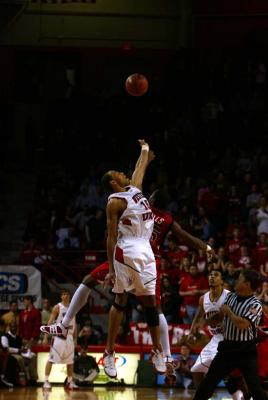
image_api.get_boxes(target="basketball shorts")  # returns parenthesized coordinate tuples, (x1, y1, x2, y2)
(112, 239, 156, 296)
(191, 334, 223, 373)
(48, 335, 74, 364)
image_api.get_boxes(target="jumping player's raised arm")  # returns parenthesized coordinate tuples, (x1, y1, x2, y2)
(130, 139, 150, 190)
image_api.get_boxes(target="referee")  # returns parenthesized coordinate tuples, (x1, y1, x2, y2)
(193, 269, 268, 400)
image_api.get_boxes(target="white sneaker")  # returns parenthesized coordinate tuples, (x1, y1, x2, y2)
(40, 322, 68, 339)
(43, 381, 51, 389)
(151, 349, 166, 374)
(65, 381, 79, 390)
(103, 350, 117, 378)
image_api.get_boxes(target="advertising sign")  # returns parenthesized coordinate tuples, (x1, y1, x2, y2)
(0, 265, 42, 309)
(37, 352, 139, 384)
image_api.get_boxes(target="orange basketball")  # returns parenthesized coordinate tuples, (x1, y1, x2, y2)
(125, 73, 149, 96)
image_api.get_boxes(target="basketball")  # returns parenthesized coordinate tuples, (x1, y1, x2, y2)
(125, 73, 149, 96)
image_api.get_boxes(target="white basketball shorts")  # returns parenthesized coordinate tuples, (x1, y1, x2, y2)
(112, 238, 156, 296)
(48, 335, 74, 364)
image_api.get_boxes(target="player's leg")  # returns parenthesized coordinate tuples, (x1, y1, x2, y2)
(158, 306, 176, 384)
(40, 262, 109, 337)
(43, 361, 53, 389)
(139, 295, 166, 374)
(65, 364, 79, 390)
(103, 292, 128, 378)
(191, 338, 216, 388)
(192, 350, 234, 400)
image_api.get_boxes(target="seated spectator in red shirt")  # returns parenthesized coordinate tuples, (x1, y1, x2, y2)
(179, 265, 208, 324)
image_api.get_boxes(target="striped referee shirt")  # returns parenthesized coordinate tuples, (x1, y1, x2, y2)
(224, 292, 263, 341)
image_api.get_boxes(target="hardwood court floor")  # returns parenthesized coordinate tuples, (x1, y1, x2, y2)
(0, 387, 236, 400)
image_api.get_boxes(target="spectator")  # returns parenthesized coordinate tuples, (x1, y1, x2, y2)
(257, 282, 268, 303)
(73, 345, 99, 386)
(1, 301, 19, 332)
(179, 265, 208, 324)
(223, 261, 238, 291)
(19, 295, 41, 347)
(85, 208, 105, 249)
(77, 325, 101, 346)
(41, 298, 52, 326)
(1, 321, 38, 386)
(255, 196, 268, 236)
(161, 276, 180, 323)
(237, 245, 252, 270)
(253, 233, 268, 272)
(0, 320, 13, 388)
(225, 227, 241, 264)
(174, 344, 195, 389)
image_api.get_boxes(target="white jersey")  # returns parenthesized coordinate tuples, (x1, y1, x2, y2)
(203, 289, 230, 336)
(109, 185, 154, 241)
(56, 302, 75, 335)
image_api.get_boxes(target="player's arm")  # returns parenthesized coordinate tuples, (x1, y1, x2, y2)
(188, 295, 205, 337)
(106, 198, 126, 274)
(220, 305, 251, 329)
(130, 139, 150, 190)
(171, 221, 215, 260)
(42, 305, 59, 344)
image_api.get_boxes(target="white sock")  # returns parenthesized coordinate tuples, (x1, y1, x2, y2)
(67, 376, 72, 383)
(62, 284, 91, 327)
(232, 390, 244, 400)
(45, 375, 49, 381)
(159, 313, 171, 357)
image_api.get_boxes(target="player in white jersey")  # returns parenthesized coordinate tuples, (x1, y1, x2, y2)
(188, 270, 246, 400)
(42, 290, 78, 390)
(101, 139, 166, 378)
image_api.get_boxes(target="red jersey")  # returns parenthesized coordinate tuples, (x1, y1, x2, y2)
(150, 206, 173, 257)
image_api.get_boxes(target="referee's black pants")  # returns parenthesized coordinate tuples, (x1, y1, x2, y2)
(193, 340, 268, 400)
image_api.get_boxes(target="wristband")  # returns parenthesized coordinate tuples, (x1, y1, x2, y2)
(141, 144, 149, 151)
(206, 244, 212, 251)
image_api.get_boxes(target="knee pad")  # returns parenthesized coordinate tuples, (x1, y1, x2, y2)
(112, 301, 126, 312)
(144, 307, 159, 327)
